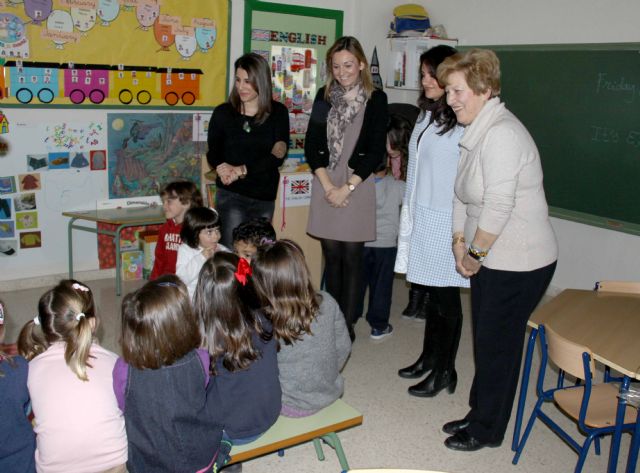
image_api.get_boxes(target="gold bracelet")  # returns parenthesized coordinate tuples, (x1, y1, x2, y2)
(452, 236, 466, 245)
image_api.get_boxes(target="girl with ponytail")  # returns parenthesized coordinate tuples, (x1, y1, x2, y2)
(18, 280, 127, 473)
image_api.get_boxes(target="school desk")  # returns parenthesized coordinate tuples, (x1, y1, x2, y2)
(62, 206, 165, 296)
(512, 289, 640, 473)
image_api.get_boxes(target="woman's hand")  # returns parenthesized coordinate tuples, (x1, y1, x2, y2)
(271, 141, 287, 159)
(453, 242, 475, 278)
(461, 253, 482, 276)
(326, 185, 351, 208)
(216, 163, 245, 185)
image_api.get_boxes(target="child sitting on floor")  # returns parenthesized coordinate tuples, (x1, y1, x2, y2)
(0, 300, 36, 473)
(150, 180, 203, 280)
(252, 239, 351, 417)
(18, 280, 127, 473)
(232, 217, 277, 263)
(176, 207, 229, 297)
(114, 275, 228, 473)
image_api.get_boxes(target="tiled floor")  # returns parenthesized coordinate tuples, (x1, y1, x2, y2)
(0, 276, 635, 472)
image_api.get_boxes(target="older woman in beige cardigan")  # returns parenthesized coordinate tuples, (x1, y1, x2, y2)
(437, 49, 558, 452)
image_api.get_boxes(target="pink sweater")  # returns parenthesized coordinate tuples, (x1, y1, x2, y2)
(28, 342, 127, 473)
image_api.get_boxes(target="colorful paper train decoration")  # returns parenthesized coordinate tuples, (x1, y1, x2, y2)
(0, 61, 203, 106)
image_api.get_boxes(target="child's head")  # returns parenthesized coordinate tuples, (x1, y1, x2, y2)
(18, 280, 97, 381)
(252, 239, 319, 345)
(232, 217, 276, 263)
(386, 113, 412, 181)
(120, 275, 200, 370)
(193, 252, 266, 373)
(160, 180, 203, 224)
(180, 207, 221, 250)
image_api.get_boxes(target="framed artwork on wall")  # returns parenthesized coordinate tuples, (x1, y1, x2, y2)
(244, 0, 343, 171)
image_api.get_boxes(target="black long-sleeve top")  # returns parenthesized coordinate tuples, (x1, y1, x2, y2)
(206, 101, 290, 201)
(304, 87, 388, 181)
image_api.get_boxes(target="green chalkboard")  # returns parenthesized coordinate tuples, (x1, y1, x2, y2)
(479, 44, 640, 235)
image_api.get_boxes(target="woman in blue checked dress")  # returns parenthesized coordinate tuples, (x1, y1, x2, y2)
(394, 45, 469, 398)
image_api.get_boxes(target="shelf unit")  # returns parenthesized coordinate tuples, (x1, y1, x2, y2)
(386, 37, 458, 90)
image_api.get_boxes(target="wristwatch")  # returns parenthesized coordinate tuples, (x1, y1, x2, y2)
(467, 245, 488, 263)
(347, 182, 356, 193)
(238, 165, 247, 179)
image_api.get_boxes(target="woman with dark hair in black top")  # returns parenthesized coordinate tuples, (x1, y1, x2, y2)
(206, 53, 290, 248)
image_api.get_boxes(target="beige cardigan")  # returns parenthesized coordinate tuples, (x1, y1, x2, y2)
(452, 97, 558, 271)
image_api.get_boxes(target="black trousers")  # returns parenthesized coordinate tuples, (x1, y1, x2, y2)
(465, 261, 557, 443)
(320, 239, 364, 327)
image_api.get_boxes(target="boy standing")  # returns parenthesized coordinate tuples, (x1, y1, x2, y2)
(150, 180, 203, 280)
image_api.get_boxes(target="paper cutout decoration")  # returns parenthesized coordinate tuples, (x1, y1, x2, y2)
(97, 0, 120, 26)
(24, 0, 53, 26)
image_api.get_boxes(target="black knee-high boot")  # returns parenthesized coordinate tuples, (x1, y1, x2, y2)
(408, 309, 462, 397)
(398, 301, 439, 378)
(401, 283, 428, 319)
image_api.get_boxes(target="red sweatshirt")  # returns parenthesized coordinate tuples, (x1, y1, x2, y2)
(149, 219, 182, 280)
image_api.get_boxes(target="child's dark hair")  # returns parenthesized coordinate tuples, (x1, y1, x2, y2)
(232, 217, 276, 247)
(193, 252, 271, 374)
(252, 239, 319, 345)
(386, 113, 412, 180)
(180, 207, 221, 249)
(160, 180, 203, 207)
(120, 275, 200, 370)
(18, 280, 97, 381)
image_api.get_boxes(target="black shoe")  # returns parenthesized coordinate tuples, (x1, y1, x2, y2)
(401, 285, 427, 319)
(442, 419, 470, 435)
(444, 431, 502, 452)
(398, 357, 431, 379)
(408, 369, 457, 397)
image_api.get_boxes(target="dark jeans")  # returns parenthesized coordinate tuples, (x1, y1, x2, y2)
(465, 261, 557, 443)
(320, 239, 364, 328)
(216, 188, 275, 248)
(356, 246, 397, 331)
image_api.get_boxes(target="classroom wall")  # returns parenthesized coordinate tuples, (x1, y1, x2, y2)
(5, 0, 638, 290)
(254, 0, 640, 290)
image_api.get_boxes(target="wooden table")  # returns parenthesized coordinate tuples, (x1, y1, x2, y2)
(512, 289, 640, 473)
(63, 207, 165, 296)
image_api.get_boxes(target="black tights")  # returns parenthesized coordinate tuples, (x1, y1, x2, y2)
(321, 239, 364, 327)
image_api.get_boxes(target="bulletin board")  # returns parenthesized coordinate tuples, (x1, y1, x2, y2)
(244, 0, 342, 172)
(0, 0, 230, 108)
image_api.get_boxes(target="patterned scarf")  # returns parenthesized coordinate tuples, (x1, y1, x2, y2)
(326, 83, 367, 170)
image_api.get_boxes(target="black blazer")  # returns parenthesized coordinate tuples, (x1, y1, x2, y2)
(304, 87, 388, 181)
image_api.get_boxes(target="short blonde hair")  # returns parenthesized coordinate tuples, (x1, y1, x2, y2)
(437, 49, 501, 97)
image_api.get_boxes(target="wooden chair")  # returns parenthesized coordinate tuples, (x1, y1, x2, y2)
(595, 280, 640, 382)
(512, 324, 637, 473)
(595, 280, 640, 295)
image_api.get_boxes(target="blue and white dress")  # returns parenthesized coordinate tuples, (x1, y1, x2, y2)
(395, 111, 469, 288)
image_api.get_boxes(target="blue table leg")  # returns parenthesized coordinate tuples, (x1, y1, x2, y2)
(512, 327, 538, 452)
(627, 407, 640, 473)
(609, 376, 631, 473)
(115, 224, 125, 296)
(68, 217, 76, 278)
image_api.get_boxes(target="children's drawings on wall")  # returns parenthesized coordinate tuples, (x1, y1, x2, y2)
(107, 113, 199, 198)
(19, 173, 41, 191)
(20, 230, 42, 249)
(42, 171, 107, 212)
(0, 176, 17, 194)
(14, 192, 36, 211)
(43, 122, 105, 152)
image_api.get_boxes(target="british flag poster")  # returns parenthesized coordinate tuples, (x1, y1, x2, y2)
(281, 173, 313, 207)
